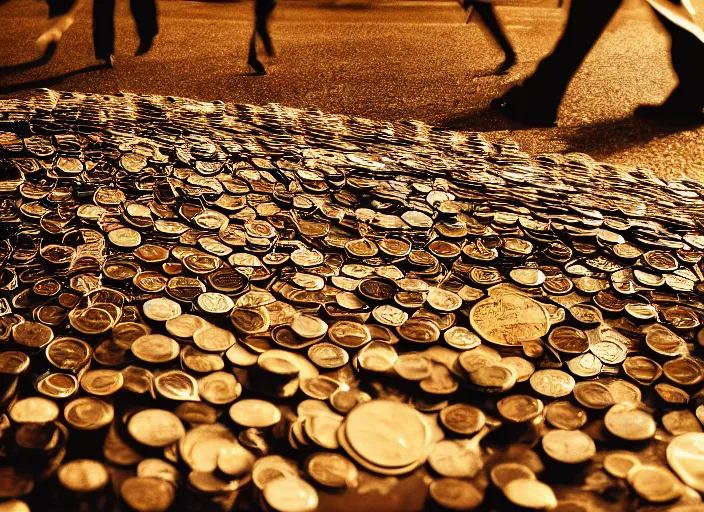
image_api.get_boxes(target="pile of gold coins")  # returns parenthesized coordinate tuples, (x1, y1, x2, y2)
(0, 89, 703, 511)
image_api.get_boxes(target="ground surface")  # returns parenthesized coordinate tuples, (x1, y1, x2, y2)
(1, 0, 703, 179)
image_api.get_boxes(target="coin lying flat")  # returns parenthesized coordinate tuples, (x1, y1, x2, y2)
(344, 400, 428, 468)
(429, 478, 483, 511)
(57, 459, 109, 493)
(6, 88, 704, 511)
(470, 292, 550, 346)
(229, 399, 281, 428)
(127, 409, 186, 447)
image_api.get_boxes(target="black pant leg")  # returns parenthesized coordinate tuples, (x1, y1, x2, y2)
(521, 0, 623, 107)
(93, 0, 116, 59)
(473, 2, 514, 57)
(130, 0, 159, 43)
(653, 9, 704, 105)
(254, 0, 275, 55)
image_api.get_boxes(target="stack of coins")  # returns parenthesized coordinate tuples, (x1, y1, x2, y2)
(0, 90, 703, 511)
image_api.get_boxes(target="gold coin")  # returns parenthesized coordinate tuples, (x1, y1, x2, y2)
(305, 452, 358, 489)
(291, 314, 328, 339)
(142, 297, 182, 322)
(120, 476, 175, 512)
(127, 409, 186, 447)
(307, 343, 349, 369)
(666, 432, 704, 493)
(154, 370, 200, 401)
(544, 401, 587, 430)
(604, 403, 656, 441)
(179, 423, 237, 472)
(197, 371, 242, 405)
(627, 464, 683, 503)
(490, 462, 537, 490)
(429, 478, 483, 511)
(262, 476, 319, 512)
(217, 442, 256, 478)
(603, 451, 641, 479)
(136, 458, 181, 485)
(497, 395, 543, 423)
(439, 403, 486, 436)
(130, 334, 180, 364)
(229, 399, 282, 428)
(443, 326, 481, 350)
(165, 314, 207, 339)
(530, 369, 575, 398)
(393, 353, 432, 381)
(9, 396, 59, 424)
(470, 292, 550, 346)
(542, 429, 595, 464)
(193, 324, 236, 352)
(57, 459, 109, 493)
(64, 396, 114, 430)
(344, 400, 428, 468)
(428, 439, 482, 478)
(80, 369, 124, 396)
(503, 478, 557, 510)
(107, 227, 141, 248)
(196, 292, 234, 315)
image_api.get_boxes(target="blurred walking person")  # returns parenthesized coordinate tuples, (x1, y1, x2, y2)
(36, 0, 81, 61)
(490, 0, 704, 125)
(93, 0, 158, 67)
(248, 0, 276, 75)
(461, 0, 516, 75)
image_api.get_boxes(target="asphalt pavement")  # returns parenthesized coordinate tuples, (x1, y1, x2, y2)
(1, 0, 703, 179)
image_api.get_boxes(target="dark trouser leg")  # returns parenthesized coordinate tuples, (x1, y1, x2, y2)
(254, 0, 275, 56)
(655, 10, 704, 108)
(520, 0, 623, 109)
(255, 16, 274, 56)
(130, 0, 158, 43)
(93, 0, 116, 59)
(248, 29, 265, 73)
(473, 2, 514, 58)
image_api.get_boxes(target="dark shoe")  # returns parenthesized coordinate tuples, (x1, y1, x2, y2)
(135, 38, 154, 56)
(634, 102, 704, 124)
(494, 53, 516, 75)
(97, 55, 115, 68)
(490, 87, 558, 127)
(248, 56, 266, 75)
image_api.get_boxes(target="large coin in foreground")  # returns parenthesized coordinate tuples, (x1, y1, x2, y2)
(667, 432, 704, 492)
(470, 292, 550, 346)
(344, 400, 428, 468)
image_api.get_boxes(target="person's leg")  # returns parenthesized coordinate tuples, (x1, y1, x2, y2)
(93, 0, 115, 62)
(493, 0, 623, 124)
(635, 7, 704, 120)
(131, 0, 158, 55)
(473, 1, 515, 72)
(255, 0, 276, 57)
(248, 28, 266, 74)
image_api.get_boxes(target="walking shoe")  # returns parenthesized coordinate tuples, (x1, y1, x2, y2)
(494, 53, 516, 75)
(490, 87, 558, 127)
(135, 38, 154, 57)
(97, 55, 115, 69)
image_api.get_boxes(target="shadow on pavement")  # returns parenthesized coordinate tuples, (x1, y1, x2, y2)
(441, 109, 701, 161)
(439, 107, 524, 132)
(559, 115, 702, 159)
(0, 63, 109, 95)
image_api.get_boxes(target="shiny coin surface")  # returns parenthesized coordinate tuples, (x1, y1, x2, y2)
(344, 400, 428, 468)
(229, 399, 281, 428)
